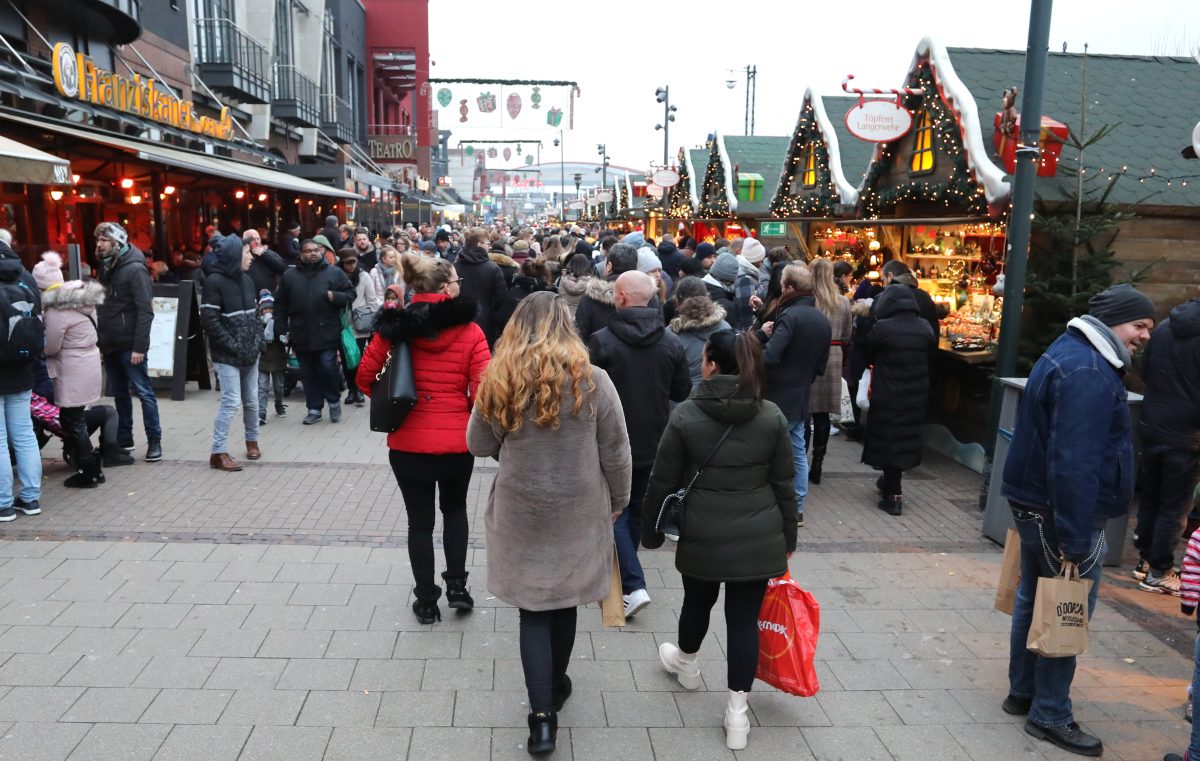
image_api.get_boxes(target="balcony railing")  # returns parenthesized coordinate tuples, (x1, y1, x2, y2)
(321, 94, 355, 144)
(272, 65, 320, 127)
(193, 18, 271, 104)
(367, 124, 416, 137)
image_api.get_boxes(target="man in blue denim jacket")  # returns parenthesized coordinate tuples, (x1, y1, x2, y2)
(1002, 284, 1156, 757)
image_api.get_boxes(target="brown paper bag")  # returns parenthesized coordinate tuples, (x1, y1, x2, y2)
(1026, 565, 1092, 657)
(994, 528, 1021, 615)
(600, 548, 626, 628)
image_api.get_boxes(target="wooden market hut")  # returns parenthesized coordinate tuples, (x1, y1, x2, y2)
(691, 132, 789, 240)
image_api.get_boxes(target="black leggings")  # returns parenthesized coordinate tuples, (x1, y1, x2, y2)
(519, 607, 577, 713)
(678, 575, 768, 692)
(810, 413, 831, 454)
(882, 467, 903, 496)
(389, 450, 473, 601)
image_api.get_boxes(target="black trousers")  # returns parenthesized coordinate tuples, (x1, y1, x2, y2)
(1134, 445, 1200, 573)
(389, 450, 473, 601)
(678, 575, 768, 692)
(810, 413, 831, 454)
(519, 606, 577, 713)
(58, 406, 95, 465)
(882, 467, 903, 496)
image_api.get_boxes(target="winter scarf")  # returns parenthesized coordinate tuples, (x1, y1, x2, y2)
(1069, 315, 1132, 372)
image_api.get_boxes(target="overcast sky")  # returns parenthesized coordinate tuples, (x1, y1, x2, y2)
(428, 0, 1198, 176)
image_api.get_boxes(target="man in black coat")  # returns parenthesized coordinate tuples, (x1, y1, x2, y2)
(352, 228, 379, 272)
(756, 263, 831, 525)
(434, 228, 460, 263)
(453, 228, 507, 347)
(320, 215, 340, 248)
(274, 239, 355, 425)
(243, 229, 287, 295)
(589, 271, 691, 618)
(279, 220, 302, 267)
(1132, 297, 1200, 593)
(881, 260, 939, 338)
(574, 243, 639, 339)
(95, 221, 163, 463)
(200, 235, 263, 471)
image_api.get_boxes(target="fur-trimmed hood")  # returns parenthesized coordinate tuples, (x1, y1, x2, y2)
(489, 252, 517, 269)
(558, 271, 591, 298)
(376, 293, 479, 344)
(851, 299, 873, 317)
(671, 296, 727, 333)
(42, 280, 105, 311)
(583, 276, 615, 306)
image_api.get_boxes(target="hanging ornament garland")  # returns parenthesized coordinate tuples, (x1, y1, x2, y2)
(436, 88, 453, 108)
(531, 86, 542, 109)
(477, 92, 497, 113)
(506, 93, 522, 120)
(459, 99, 469, 123)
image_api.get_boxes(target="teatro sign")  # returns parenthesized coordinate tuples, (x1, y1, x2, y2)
(368, 137, 416, 161)
(51, 43, 233, 141)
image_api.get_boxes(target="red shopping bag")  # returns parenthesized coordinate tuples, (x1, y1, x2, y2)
(755, 571, 821, 696)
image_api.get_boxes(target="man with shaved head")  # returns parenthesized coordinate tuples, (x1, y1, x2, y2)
(589, 270, 691, 619)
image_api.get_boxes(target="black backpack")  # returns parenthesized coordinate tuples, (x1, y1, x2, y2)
(0, 280, 43, 363)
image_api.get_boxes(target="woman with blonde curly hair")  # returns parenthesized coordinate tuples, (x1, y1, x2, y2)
(467, 291, 631, 756)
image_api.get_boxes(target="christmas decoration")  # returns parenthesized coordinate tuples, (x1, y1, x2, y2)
(437, 88, 453, 108)
(525, 155, 534, 165)
(738, 173, 764, 202)
(459, 99, 469, 123)
(665, 148, 695, 219)
(477, 92, 497, 113)
(515, 144, 522, 155)
(698, 139, 731, 218)
(531, 86, 542, 109)
(465, 145, 474, 156)
(770, 95, 853, 218)
(993, 112, 1068, 176)
(547, 107, 563, 128)
(506, 93, 522, 120)
(503, 148, 512, 161)
(488, 147, 498, 158)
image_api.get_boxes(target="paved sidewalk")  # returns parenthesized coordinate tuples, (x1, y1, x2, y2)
(0, 387, 1190, 760)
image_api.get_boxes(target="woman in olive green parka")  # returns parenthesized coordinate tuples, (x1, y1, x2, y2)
(641, 329, 796, 752)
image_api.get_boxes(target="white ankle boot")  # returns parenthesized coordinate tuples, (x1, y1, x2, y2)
(658, 642, 702, 689)
(724, 690, 750, 750)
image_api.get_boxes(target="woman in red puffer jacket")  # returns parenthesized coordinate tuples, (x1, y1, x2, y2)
(357, 253, 490, 624)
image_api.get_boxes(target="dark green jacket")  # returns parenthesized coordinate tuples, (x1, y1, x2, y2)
(641, 374, 797, 582)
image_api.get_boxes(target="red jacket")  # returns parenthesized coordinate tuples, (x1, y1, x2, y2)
(357, 293, 490, 454)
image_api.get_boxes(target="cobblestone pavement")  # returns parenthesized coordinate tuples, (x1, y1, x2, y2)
(0, 388, 1190, 760)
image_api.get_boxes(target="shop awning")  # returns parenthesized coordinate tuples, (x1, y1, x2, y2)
(0, 112, 363, 200)
(0, 134, 71, 185)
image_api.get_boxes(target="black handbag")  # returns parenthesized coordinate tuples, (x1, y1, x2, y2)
(369, 341, 418, 433)
(655, 424, 735, 542)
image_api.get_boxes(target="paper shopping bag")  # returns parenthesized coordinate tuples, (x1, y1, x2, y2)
(994, 528, 1021, 615)
(755, 572, 821, 696)
(600, 548, 626, 628)
(1026, 565, 1091, 657)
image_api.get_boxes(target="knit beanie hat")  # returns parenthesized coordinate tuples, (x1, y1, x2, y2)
(1087, 284, 1155, 327)
(741, 237, 766, 264)
(637, 247, 662, 274)
(257, 289, 275, 310)
(695, 242, 717, 261)
(95, 221, 128, 247)
(622, 230, 645, 249)
(33, 251, 65, 290)
(709, 252, 740, 284)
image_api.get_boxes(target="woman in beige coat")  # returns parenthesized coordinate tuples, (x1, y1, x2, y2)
(467, 291, 631, 757)
(37, 253, 106, 488)
(808, 258, 852, 483)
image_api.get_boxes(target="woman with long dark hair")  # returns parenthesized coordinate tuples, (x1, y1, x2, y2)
(468, 291, 631, 756)
(642, 330, 797, 751)
(356, 254, 490, 624)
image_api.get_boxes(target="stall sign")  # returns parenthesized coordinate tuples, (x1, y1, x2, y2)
(596, 190, 614, 203)
(368, 136, 416, 161)
(1193, 120, 1200, 158)
(52, 43, 233, 141)
(759, 221, 786, 236)
(651, 168, 681, 188)
(845, 100, 913, 143)
(568, 200, 585, 209)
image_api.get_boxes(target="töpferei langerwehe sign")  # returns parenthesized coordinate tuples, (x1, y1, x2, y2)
(845, 100, 913, 143)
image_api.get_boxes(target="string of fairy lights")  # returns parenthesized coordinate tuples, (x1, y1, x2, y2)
(698, 140, 731, 218)
(770, 102, 841, 218)
(665, 149, 695, 218)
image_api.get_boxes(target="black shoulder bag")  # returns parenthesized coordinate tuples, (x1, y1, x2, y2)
(655, 424, 735, 542)
(369, 341, 418, 432)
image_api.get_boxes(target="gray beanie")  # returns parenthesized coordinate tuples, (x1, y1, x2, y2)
(636, 246, 662, 274)
(1087, 284, 1155, 327)
(709, 252, 740, 284)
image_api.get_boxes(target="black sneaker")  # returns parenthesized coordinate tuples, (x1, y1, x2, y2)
(14, 498, 40, 515)
(797, 512, 805, 528)
(276, 404, 287, 418)
(1024, 720, 1102, 757)
(258, 413, 267, 426)
(0, 506, 15, 522)
(1131, 559, 1149, 581)
(145, 439, 163, 463)
(1002, 694, 1031, 715)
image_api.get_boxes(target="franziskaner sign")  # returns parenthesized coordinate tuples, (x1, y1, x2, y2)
(51, 43, 234, 141)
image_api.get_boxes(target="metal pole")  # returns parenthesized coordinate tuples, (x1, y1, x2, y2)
(749, 65, 756, 136)
(987, 0, 1054, 457)
(601, 152, 607, 227)
(663, 86, 670, 167)
(559, 129, 566, 221)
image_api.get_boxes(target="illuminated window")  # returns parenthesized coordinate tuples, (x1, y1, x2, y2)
(910, 111, 935, 174)
(801, 144, 817, 187)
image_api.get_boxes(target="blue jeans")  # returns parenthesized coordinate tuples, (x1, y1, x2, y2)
(295, 349, 341, 413)
(212, 362, 259, 454)
(788, 421, 809, 514)
(103, 351, 161, 443)
(0, 391, 41, 506)
(1187, 632, 1200, 759)
(1008, 506, 1104, 728)
(615, 465, 651, 594)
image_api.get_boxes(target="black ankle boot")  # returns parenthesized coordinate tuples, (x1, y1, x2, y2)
(526, 711, 557, 755)
(412, 598, 441, 624)
(102, 443, 135, 467)
(809, 448, 826, 484)
(878, 495, 903, 516)
(64, 454, 105, 489)
(443, 573, 474, 611)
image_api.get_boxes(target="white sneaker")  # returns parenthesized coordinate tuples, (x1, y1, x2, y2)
(658, 642, 702, 690)
(623, 588, 651, 618)
(724, 690, 750, 750)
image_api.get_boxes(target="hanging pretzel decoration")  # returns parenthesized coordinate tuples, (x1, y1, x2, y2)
(842, 74, 924, 106)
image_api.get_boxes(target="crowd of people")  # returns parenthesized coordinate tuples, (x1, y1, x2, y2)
(2, 214, 1199, 759)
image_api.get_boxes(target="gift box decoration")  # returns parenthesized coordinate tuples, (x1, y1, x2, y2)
(738, 173, 765, 202)
(993, 114, 1068, 177)
(477, 91, 497, 113)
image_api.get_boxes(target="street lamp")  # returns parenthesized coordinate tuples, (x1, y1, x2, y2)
(654, 86, 677, 167)
(554, 131, 565, 220)
(726, 65, 757, 135)
(596, 144, 610, 225)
